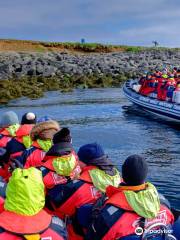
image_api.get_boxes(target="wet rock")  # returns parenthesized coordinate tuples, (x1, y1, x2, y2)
(0, 50, 179, 81)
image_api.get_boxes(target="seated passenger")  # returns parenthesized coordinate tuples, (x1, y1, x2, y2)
(0, 111, 19, 148)
(161, 75, 176, 101)
(139, 72, 147, 85)
(17, 119, 60, 168)
(173, 67, 178, 77)
(78, 143, 121, 193)
(161, 69, 168, 79)
(40, 128, 81, 189)
(157, 77, 168, 101)
(5, 112, 37, 159)
(154, 70, 162, 78)
(139, 73, 157, 96)
(0, 112, 36, 181)
(46, 142, 120, 219)
(86, 155, 174, 240)
(0, 167, 67, 240)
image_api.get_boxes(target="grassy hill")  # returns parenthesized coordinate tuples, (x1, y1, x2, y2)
(0, 39, 156, 53)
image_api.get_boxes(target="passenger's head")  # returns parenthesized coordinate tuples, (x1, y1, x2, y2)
(53, 128, 72, 144)
(162, 69, 167, 75)
(44, 128, 79, 177)
(21, 112, 37, 125)
(30, 120, 60, 141)
(0, 111, 19, 128)
(78, 142, 105, 166)
(122, 155, 148, 186)
(78, 143, 116, 175)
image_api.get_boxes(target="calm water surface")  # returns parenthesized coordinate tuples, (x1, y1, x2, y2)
(1, 88, 180, 209)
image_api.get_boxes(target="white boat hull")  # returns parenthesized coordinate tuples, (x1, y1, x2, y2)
(123, 80, 180, 123)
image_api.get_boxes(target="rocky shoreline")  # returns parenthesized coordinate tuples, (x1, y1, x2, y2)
(0, 49, 180, 103)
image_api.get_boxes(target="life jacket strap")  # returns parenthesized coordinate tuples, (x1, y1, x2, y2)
(23, 234, 41, 240)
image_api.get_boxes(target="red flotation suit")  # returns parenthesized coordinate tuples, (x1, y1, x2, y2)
(10, 124, 34, 158)
(0, 197, 4, 214)
(23, 140, 48, 168)
(41, 150, 81, 189)
(0, 125, 19, 148)
(0, 124, 34, 182)
(0, 213, 67, 240)
(158, 78, 176, 101)
(85, 184, 174, 240)
(140, 77, 158, 96)
(45, 166, 102, 219)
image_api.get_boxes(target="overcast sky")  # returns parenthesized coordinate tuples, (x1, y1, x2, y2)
(0, 0, 179, 46)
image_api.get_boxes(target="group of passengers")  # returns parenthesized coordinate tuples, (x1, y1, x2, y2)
(138, 67, 180, 101)
(0, 111, 177, 239)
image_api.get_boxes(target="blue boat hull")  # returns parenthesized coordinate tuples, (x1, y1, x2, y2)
(123, 80, 180, 123)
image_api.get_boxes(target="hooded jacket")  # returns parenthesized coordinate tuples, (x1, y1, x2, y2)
(0, 124, 20, 148)
(86, 183, 174, 240)
(17, 139, 52, 169)
(45, 165, 103, 220)
(40, 142, 81, 189)
(0, 168, 67, 240)
(16, 121, 60, 169)
(5, 124, 34, 159)
(45, 164, 120, 220)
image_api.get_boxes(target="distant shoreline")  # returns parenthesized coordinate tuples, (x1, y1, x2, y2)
(0, 39, 178, 53)
(0, 40, 179, 104)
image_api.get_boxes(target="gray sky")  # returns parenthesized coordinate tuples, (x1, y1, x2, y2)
(0, 0, 179, 46)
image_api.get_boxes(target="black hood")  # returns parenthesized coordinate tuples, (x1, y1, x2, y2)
(86, 155, 116, 176)
(46, 142, 73, 157)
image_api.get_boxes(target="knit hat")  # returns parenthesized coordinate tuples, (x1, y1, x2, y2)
(78, 143, 116, 176)
(53, 128, 72, 144)
(0, 167, 51, 234)
(122, 155, 148, 186)
(21, 112, 37, 125)
(0, 111, 19, 128)
(30, 120, 60, 141)
(37, 116, 52, 123)
(78, 143, 105, 164)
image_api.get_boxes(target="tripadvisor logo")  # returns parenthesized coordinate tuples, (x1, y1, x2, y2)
(135, 226, 144, 235)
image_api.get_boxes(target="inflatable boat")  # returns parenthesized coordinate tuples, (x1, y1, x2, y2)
(123, 80, 180, 123)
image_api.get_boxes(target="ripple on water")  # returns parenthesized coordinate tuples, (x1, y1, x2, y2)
(0, 88, 179, 209)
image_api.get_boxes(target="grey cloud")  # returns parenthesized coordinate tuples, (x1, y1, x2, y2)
(0, 0, 179, 46)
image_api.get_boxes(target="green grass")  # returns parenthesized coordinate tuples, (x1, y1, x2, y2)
(0, 39, 179, 53)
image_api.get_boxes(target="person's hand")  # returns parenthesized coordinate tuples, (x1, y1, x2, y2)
(9, 158, 23, 172)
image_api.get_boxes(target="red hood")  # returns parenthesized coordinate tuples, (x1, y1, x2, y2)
(16, 124, 34, 137)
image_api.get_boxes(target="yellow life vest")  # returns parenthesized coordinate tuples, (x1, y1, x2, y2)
(89, 168, 121, 192)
